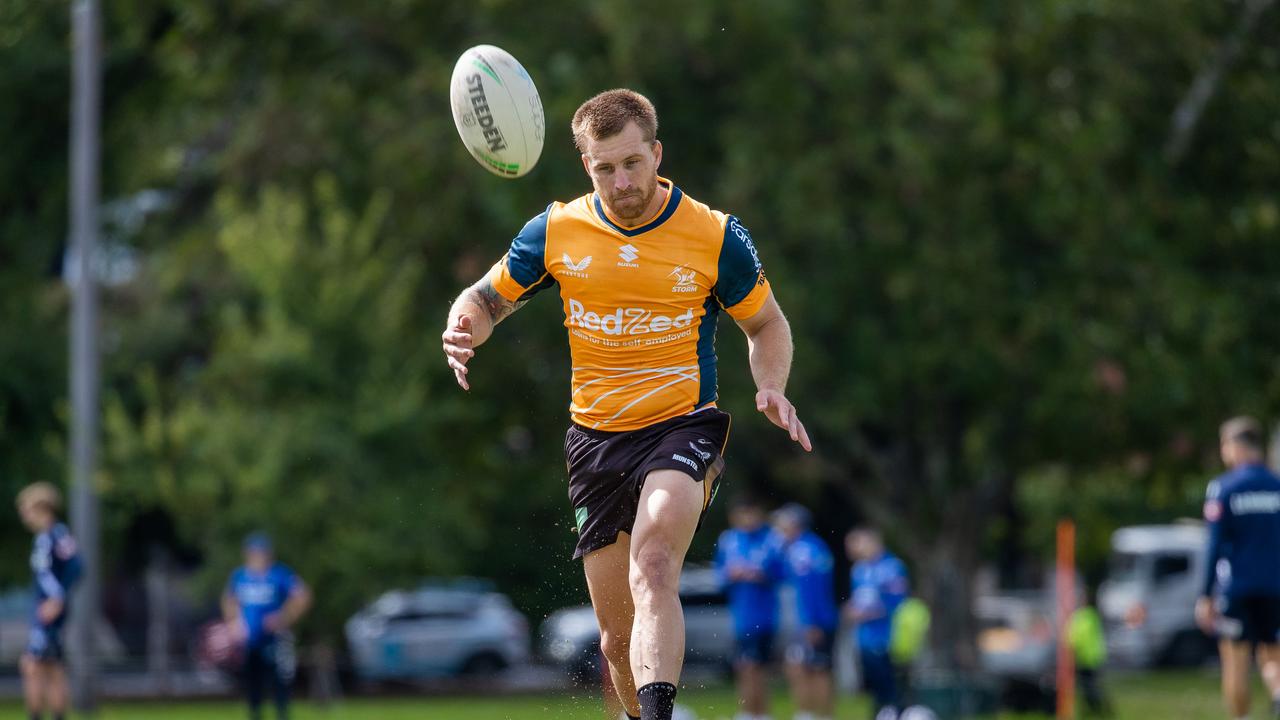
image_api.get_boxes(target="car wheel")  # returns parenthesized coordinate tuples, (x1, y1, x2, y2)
(461, 651, 508, 676)
(567, 651, 603, 686)
(1160, 630, 1215, 667)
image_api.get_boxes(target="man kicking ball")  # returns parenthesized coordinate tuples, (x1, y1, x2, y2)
(442, 89, 811, 720)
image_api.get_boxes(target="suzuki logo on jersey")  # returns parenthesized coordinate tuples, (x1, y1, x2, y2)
(669, 266, 699, 293)
(567, 298, 694, 335)
(618, 244, 640, 267)
(562, 253, 592, 278)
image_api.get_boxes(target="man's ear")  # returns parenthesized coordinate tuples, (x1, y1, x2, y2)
(652, 140, 663, 170)
(581, 153, 591, 176)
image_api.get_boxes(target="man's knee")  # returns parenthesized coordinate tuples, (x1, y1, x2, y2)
(629, 545, 680, 602)
(599, 626, 631, 666)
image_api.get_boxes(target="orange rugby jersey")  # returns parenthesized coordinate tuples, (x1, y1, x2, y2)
(487, 177, 771, 432)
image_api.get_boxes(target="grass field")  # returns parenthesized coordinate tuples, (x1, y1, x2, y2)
(0, 669, 1261, 719)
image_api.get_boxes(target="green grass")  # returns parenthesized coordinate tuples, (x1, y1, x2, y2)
(0, 669, 1264, 719)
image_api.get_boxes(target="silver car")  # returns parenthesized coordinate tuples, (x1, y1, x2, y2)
(345, 580, 530, 680)
(540, 565, 733, 682)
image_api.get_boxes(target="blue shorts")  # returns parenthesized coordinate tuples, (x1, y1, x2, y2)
(786, 628, 835, 670)
(26, 621, 65, 662)
(734, 629, 776, 665)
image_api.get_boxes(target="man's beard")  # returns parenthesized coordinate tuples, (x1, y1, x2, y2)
(604, 176, 657, 222)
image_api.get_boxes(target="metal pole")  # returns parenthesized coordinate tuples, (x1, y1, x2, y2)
(68, 0, 102, 712)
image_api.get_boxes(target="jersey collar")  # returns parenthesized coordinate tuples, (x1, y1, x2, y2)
(592, 177, 682, 237)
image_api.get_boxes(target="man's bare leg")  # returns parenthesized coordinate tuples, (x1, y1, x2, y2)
(1220, 639, 1252, 719)
(736, 660, 769, 716)
(810, 668, 834, 719)
(629, 469, 704, 718)
(1258, 643, 1280, 712)
(46, 662, 68, 718)
(781, 660, 804, 717)
(21, 655, 44, 718)
(584, 533, 640, 718)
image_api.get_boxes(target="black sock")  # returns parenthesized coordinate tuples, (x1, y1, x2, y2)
(29, 711, 42, 720)
(637, 681, 677, 720)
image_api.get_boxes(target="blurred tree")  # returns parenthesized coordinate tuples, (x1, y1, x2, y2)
(2, 0, 1278, 666)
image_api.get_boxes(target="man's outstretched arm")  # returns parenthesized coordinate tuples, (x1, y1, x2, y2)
(734, 292, 813, 452)
(442, 275, 527, 390)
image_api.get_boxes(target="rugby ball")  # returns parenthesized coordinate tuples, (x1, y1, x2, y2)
(449, 45, 545, 178)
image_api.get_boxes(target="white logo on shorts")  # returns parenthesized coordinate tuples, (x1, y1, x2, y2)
(671, 454, 699, 471)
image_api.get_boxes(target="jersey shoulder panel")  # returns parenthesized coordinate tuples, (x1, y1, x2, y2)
(489, 202, 563, 302)
(711, 212, 771, 319)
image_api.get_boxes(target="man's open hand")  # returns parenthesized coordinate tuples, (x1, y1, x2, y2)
(756, 389, 813, 452)
(442, 314, 476, 390)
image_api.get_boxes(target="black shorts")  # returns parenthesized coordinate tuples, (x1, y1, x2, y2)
(26, 615, 66, 662)
(734, 629, 776, 665)
(1217, 594, 1280, 645)
(786, 628, 835, 670)
(565, 408, 731, 559)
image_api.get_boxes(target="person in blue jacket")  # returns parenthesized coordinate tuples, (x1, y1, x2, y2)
(1195, 416, 1280, 720)
(223, 532, 312, 720)
(773, 503, 837, 720)
(716, 495, 784, 720)
(17, 482, 81, 720)
(845, 526, 909, 718)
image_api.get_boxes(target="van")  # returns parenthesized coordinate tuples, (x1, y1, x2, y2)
(1098, 523, 1215, 667)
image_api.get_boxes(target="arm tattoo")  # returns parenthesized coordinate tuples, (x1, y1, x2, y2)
(468, 279, 526, 325)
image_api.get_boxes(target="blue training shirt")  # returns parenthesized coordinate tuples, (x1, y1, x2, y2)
(851, 551, 909, 652)
(1202, 463, 1280, 598)
(780, 530, 838, 631)
(30, 523, 81, 624)
(228, 563, 301, 647)
(715, 525, 784, 636)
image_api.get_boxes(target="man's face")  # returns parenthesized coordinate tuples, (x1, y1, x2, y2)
(774, 518, 801, 543)
(18, 503, 50, 533)
(847, 531, 880, 562)
(581, 121, 662, 223)
(731, 505, 765, 531)
(245, 547, 272, 572)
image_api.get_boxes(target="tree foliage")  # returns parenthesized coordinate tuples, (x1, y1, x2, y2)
(2, 0, 1278, 655)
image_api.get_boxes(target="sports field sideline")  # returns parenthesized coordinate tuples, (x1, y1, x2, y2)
(0, 669, 1259, 720)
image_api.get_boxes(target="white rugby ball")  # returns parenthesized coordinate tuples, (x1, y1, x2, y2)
(449, 45, 544, 178)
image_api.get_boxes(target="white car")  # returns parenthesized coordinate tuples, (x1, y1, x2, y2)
(1099, 523, 1215, 667)
(345, 580, 530, 680)
(540, 566, 733, 682)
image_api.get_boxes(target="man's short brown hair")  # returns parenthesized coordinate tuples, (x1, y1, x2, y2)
(571, 89, 658, 153)
(1221, 415, 1264, 450)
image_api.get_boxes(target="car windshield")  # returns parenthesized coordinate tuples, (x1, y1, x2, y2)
(1108, 551, 1143, 584)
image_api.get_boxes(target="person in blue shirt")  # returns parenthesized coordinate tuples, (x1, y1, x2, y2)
(773, 503, 837, 720)
(845, 527, 909, 718)
(223, 532, 312, 720)
(1194, 416, 1280, 720)
(716, 495, 784, 720)
(16, 482, 80, 720)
